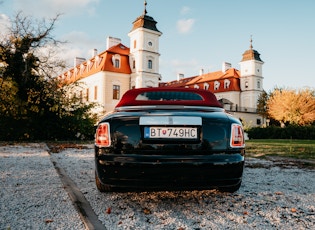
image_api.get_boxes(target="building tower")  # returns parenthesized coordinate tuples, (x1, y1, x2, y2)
(239, 37, 264, 111)
(128, 1, 162, 88)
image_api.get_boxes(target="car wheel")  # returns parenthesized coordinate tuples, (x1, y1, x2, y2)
(218, 181, 242, 193)
(95, 171, 112, 192)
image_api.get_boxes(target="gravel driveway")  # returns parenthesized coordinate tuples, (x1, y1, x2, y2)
(1, 143, 314, 229)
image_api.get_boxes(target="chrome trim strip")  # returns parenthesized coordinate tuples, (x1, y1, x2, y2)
(115, 105, 224, 112)
(139, 116, 202, 125)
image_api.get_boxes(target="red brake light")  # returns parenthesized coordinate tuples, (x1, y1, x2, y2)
(230, 124, 245, 148)
(95, 123, 111, 147)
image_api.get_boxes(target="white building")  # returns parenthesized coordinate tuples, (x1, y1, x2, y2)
(58, 2, 265, 126)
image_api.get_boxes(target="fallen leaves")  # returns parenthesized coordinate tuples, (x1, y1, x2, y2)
(44, 219, 54, 224)
(106, 207, 111, 214)
(47, 143, 88, 153)
(274, 191, 284, 195)
(143, 208, 151, 215)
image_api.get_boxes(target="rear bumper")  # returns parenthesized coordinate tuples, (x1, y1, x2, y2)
(95, 152, 245, 191)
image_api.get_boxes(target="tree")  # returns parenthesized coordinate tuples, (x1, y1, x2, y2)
(0, 12, 97, 140)
(267, 88, 315, 126)
(257, 90, 268, 119)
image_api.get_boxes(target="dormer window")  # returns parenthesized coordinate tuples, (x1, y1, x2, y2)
(114, 59, 120, 68)
(204, 83, 209, 90)
(88, 60, 93, 70)
(214, 81, 220, 90)
(224, 79, 230, 89)
(112, 54, 121, 68)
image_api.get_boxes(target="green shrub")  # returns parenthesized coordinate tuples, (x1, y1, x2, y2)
(246, 125, 315, 140)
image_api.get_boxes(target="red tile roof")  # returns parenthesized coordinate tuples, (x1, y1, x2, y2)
(160, 68, 241, 93)
(58, 43, 131, 84)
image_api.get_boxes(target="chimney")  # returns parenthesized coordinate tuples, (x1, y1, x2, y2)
(222, 62, 232, 73)
(199, 69, 204, 76)
(92, 48, 97, 57)
(177, 73, 184, 81)
(74, 57, 86, 67)
(106, 36, 122, 49)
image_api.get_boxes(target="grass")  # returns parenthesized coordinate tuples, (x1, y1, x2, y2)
(245, 139, 315, 160)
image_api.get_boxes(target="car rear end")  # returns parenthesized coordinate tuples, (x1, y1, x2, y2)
(95, 106, 245, 192)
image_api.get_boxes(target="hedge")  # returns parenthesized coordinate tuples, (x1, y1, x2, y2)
(246, 125, 315, 140)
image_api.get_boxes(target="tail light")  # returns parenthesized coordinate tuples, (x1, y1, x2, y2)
(95, 123, 111, 147)
(230, 123, 245, 148)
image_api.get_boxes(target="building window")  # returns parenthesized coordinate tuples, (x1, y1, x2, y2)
(114, 59, 120, 68)
(133, 40, 136, 49)
(245, 81, 249, 88)
(148, 60, 152, 69)
(112, 54, 121, 68)
(204, 83, 209, 90)
(88, 61, 93, 71)
(194, 84, 199, 89)
(224, 79, 230, 89)
(133, 60, 136, 69)
(113, 85, 120, 100)
(94, 86, 98, 100)
(214, 81, 220, 90)
(257, 80, 261, 89)
(86, 88, 89, 101)
(257, 118, 261, 125)
(80, 90, 83, 102)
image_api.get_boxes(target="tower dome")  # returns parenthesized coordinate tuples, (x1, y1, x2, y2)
(130, 0, 161, 33)
(241, 37, 263, 62)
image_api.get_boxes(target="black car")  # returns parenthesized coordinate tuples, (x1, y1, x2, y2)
(95, 87, 245, 193)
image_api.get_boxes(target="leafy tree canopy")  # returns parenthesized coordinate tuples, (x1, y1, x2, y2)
(0, 12, 97, 140)
(267, 88, 315, 126)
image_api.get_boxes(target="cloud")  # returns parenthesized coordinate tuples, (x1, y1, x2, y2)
(11, 0, 99, 18)
(180, 6, 191, 15)
(177, 18, 195, 34)
(170, 58, 200, 76)
(56, 30, 104, 67)
(0, 14, 10, 34)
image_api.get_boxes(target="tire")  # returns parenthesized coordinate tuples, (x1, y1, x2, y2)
(95, 171, 112, 192)
(218, 181, 242, 193)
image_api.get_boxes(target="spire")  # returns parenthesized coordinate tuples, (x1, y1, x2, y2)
(130, 0, 161, 33)
(143, 0, 147, 15)
(240, 36, 263, 62)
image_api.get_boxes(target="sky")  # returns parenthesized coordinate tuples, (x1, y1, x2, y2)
(1, 0, 314, 92)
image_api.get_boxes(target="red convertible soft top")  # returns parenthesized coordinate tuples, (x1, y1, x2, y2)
(115, 87, 223, 108)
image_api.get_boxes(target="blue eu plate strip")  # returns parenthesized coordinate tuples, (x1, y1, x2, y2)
(144, 127, 150, 138)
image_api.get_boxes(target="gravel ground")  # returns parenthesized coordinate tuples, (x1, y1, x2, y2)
(1, 143, 315, 230)
(0, 143, 85, 230)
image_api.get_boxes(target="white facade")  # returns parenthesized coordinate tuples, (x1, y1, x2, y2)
(60, 3, 266, 127)
(128, 12, 162, 89)
(239, 40, 264, 110)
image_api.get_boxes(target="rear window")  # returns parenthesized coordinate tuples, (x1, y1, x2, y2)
(135, 91, 203, 101)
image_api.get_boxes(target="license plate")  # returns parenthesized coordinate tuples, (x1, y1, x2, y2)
(144, 127, 198, 139)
